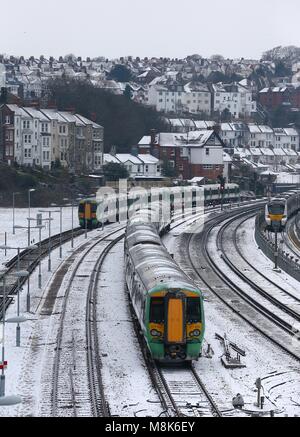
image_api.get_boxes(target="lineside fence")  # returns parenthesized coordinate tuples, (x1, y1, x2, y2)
(255, 212, 300, 282)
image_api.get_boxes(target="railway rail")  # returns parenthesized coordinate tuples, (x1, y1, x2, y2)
(0, 227, 85, 317)
(217, 212, 300, 328)
(175, 203, 300, 362)
(51, 225, 125, 417)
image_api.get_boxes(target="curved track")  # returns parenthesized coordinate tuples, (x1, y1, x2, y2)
(51, 226, 125, 417)
(176, 204, 300, 362)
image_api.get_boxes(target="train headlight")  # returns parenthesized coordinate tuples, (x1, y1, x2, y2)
(189, 329, 200, 337)
(150, 329, 162, 337)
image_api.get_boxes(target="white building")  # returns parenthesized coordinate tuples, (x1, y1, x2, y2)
(213, 82, 256, 119)
(0, 64, 6, 89)
(115, 154, 144, 177)
(137, 154, 160, 177)
(23, 107, 52, 169)
(0, 104, 104, 172)
(273, 128, 299, 151)
(103, 153, 161, 179)
(147, 84, 186, 113)
(247, 124, 274, 148)
(183, 82, 211, 115)
(220, 122, 249, 148)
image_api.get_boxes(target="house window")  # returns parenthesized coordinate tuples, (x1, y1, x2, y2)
(205, 148, 210, 156)
(24, 134, 32, 144)
(145, 165, 149, 172)
(203, 164, 213, 169)
(23, 120, 30, 129)
(5, 115, 10, 124)
(179, 164, 184, 171)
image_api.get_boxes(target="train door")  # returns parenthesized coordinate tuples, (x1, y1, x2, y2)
(166, 297, 185, 344)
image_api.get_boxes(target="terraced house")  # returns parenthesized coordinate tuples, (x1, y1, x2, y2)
(0, 104, 104, 173)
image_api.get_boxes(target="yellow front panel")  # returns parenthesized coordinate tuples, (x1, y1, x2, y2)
(85, 204, 91, 219)
(269, 214, 284, 221)
(167, 299, 184, 343)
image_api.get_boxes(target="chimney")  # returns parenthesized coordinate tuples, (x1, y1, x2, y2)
(213, 124, 221, 135)
(0, 87, 8, 104)
(150, 129, 156, 145)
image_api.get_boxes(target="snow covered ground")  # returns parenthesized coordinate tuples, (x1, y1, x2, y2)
(0, 207, 77, 266)
(1, 203, 300, 417)
(171, 213, 300, 417)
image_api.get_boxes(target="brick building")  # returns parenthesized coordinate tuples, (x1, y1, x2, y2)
(138, 129, 224, 180)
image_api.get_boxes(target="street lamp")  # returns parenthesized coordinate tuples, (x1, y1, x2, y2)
(12, 192, 20, 235)
(28, 189, 36, 246)
(39, 210, 59, 270)
(0, 268, 8, 398)
(25, 218, 45, 291)
(63, 198, 75, 249)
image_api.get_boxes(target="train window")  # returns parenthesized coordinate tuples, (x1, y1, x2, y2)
(150, 298, 164, 323)
(186, 298, 201, 323)
(91, 203, 98, 213)
(79, 203, 85, 213)
(269, 203, 285, 215)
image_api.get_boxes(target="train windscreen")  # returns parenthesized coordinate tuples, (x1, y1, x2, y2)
(186, 298, 201, 323)
(150, 298, 164, 323)
(269, 202, 285, 215)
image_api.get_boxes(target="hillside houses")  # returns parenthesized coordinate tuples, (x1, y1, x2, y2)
(0, 104, 104, 173)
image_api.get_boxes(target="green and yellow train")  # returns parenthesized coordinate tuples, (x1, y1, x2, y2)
(124, 206, 205, 363)
(78, 184, 240, 229)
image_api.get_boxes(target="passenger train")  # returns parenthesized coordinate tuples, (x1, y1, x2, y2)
(265, 189, 300, 232)
(124, 204, 205, 363)
(78, 183, 240, 229)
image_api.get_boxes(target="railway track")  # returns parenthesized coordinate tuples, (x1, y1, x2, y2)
(153, 364, 222, 417)
(217, 212, 300, 329)
(51, 225, 125, 417)
(285, 216, 300, 258)
(0, 226, 85, 317)
(176, 204, 300, 362)
(125, 209, 224, 418)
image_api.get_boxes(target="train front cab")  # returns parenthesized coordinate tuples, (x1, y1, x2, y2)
(78, 201, 99, 229)
(147, 289, 204, 362)
(265, 198, 287, 231)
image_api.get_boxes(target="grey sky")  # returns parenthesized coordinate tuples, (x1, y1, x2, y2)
(1, 0, 299, 59)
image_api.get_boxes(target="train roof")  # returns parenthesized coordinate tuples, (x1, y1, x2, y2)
(128, 242, 200, 294)
(126, 224, 161, 249)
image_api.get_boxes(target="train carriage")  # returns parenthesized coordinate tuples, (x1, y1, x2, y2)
(78, 184, 240, 229)
(124, 206, 205, 363)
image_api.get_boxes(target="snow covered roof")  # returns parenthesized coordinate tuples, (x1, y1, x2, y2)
(248, 124, 261, 134)
(103, 153, 120, 164)
(273, 148, 287, 156)
(137, 154, 158, 164)
(260, 148, 274, 156)
(223, 152, 232, 162)
(194, 120, 214, 129)
(187, 177, 205, 183)
(75, 114, 103, 129)
(6, 104, 30, 117)
(59, 112, 85, 126)
(115, 154, 142, 165)
(23, 107, 49, 121)
(138, 136, 152, 145)
(249, 148, 262, 155)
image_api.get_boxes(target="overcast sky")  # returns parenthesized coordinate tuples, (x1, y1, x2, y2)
(1, 0, 299, 60)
